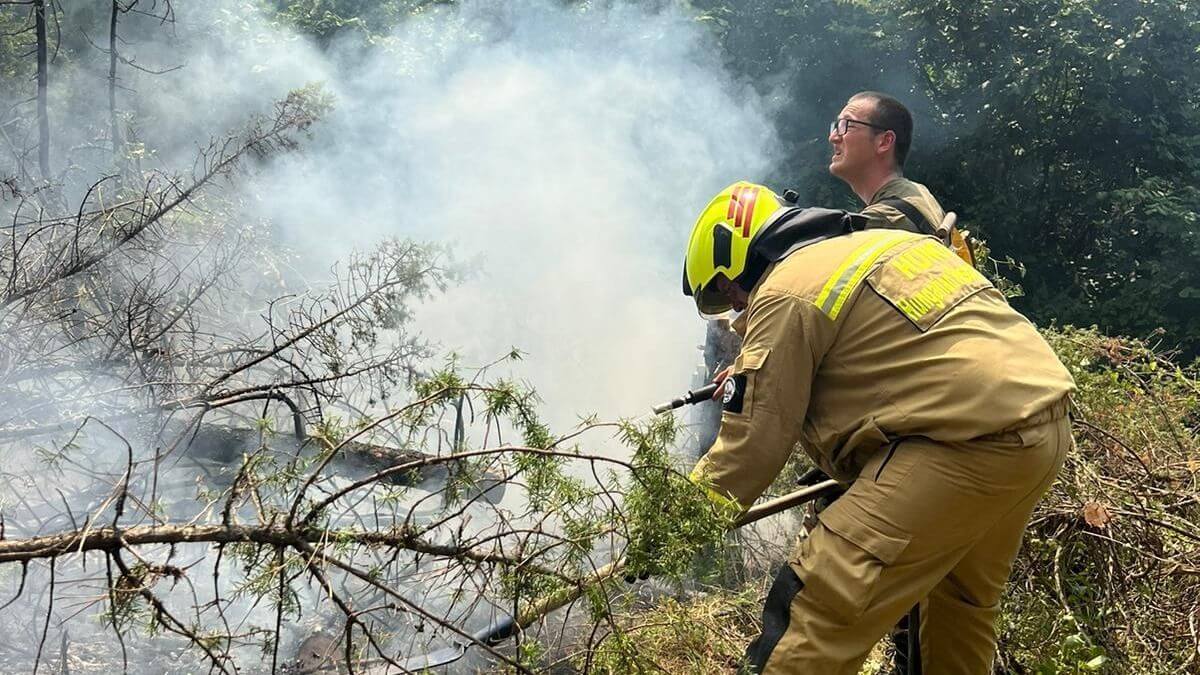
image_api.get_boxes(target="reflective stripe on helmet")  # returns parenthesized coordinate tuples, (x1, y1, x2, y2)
(683, 181, 787, 315)
(713, 225, 732, 269)
(735, 186, 760, 236)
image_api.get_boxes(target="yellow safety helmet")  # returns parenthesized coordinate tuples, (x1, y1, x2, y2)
(683, 181, 787, 316)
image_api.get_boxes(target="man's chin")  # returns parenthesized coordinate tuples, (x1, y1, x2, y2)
(828, 160, 844, 178)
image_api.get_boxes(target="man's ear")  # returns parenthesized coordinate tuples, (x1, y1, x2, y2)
(876, 129, 896, 156)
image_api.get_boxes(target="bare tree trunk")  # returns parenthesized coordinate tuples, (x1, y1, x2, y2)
(34, 0, 49, 181)
(109, 1, 121, 158)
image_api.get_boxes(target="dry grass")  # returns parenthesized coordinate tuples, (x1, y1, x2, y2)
(574, 581, 890, 674)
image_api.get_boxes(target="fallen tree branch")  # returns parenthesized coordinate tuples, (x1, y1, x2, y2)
(0, 523, 554, 575)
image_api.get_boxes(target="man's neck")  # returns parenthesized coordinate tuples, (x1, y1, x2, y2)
(850, 167, 902, 205)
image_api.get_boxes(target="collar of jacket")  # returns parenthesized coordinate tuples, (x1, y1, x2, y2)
(736, 206, 868, 293)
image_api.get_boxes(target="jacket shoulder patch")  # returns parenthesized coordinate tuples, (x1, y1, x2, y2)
(723, 346, 769, 416)
(867, 239, 992, 331)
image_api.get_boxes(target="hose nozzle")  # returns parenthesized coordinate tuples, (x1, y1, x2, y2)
(652, 382, 720, 414)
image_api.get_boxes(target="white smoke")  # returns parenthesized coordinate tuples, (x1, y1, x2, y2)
(248, 1, 777, 432)
(0, 1, 784, 669)
(10, 0, 778, 435)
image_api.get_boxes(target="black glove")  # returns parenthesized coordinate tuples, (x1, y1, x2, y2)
(623, 567, 651, 584)
(622, 530, 662, 583)
(798, 466, 846, 536)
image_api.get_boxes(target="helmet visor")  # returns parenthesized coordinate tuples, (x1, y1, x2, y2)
(695, 280, 734, 319)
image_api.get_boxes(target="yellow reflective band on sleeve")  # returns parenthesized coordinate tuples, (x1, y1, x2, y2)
(815, 232, 912, 319)
(689, 463, 745, 513)
(701, 484, 742, 512)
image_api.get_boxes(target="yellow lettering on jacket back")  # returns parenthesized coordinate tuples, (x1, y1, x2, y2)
(868, 239, 992, 331)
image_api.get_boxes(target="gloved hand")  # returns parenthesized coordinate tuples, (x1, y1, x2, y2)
(709, 365, 733, 400)
(622, 530, 660, 583)
(798, 465, 846, 534)
(797, 466, 847, 508)
(623, 566, 651, 584)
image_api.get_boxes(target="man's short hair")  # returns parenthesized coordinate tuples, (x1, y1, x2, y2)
(849, 91, 913, 167)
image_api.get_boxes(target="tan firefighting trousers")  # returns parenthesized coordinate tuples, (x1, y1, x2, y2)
(749, 399, 1071, 674)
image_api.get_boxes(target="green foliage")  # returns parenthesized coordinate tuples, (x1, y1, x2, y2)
(517, 637, 548, 670)
(0, 8, 32, 83)
(233, 550, 304, 619)
(1033, 628, 1109, 675)
(412, 368, 466, 400)
(263, 0, 453, 43)
(105, 563, 154, 632)
(309, 414, 349, 447)
(621, 415, 738, 581)
(1000, 327, 1199, 673)
(893, 0, 1200, 355)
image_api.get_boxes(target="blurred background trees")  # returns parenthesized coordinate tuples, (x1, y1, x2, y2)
(690, 0, 1200, 356)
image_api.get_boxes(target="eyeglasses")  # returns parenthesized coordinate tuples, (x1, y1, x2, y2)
(829, 117, 890, 137)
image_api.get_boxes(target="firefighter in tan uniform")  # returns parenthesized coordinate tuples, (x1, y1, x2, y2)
(681, 181, 1075, 674)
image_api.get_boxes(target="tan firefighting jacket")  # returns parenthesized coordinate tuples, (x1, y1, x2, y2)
(692, 229, 1075, 507)
(862, 177, 944, 234)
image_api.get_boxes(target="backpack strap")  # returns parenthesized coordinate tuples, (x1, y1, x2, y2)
(877, 198, 976, 267)
(877, 197, 937, 237)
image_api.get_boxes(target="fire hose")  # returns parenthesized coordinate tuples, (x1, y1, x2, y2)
(651, 381, 720, 414)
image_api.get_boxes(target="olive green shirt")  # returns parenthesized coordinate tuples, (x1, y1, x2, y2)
(862, 176, 945, 235)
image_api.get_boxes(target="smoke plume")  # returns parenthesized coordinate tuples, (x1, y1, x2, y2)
(84, 0, 778, 432)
